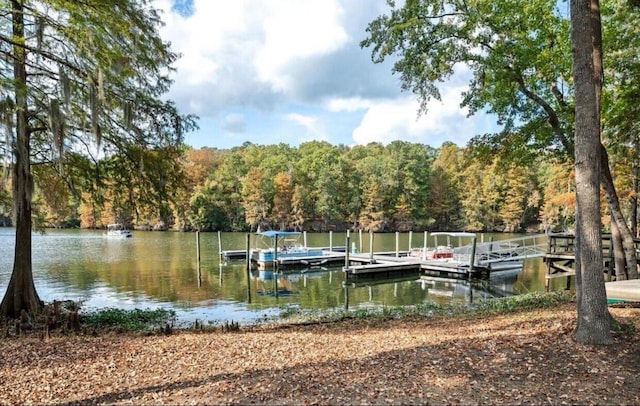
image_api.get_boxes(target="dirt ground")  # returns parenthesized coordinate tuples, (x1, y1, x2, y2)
(0, 302, 638, 405)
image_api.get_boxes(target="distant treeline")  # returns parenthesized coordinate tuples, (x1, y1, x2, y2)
(0, 140, 595, 233)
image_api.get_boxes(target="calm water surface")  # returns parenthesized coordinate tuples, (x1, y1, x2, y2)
(0, 228, 564, 325)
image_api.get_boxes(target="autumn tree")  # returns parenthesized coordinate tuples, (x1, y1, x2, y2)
(0, 0, 195, 318)
(272, 171, 294, 229)
(241, 167, 269, 231)
(428, 143, 463, 230)
(539, 159, 576, 232)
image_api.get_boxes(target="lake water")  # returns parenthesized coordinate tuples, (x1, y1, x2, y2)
(0, 228, 565, 325)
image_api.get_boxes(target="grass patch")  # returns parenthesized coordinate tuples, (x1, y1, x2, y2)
(82, 308, 176, 331)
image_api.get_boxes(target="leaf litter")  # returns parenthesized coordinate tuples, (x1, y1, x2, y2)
(0, 303, 638, 405)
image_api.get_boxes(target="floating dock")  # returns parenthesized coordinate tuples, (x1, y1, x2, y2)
(606, 280, 640, 302)
(221, 232, 547, 278)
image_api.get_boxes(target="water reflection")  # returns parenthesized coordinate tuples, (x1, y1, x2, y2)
(0, 229, 554, 324)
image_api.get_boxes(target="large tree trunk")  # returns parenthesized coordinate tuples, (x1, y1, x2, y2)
(0, 0, 43, 319)
(570, 0, 611, 345)
(600, 144, 639, 279)
(632, 138, 639, 238)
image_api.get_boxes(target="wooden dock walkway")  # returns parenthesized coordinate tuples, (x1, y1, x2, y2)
(544, 233, 640, 292)
(343, 253, 510, 280)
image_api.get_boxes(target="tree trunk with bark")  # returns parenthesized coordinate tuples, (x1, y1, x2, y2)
(610, 218, 626, 280)
(570, 0, 612, 345)
(0, 0, 43, 319)
(600, 145, 639, 279)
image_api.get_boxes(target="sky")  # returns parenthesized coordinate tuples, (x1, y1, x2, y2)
(154, 0, 499, 150)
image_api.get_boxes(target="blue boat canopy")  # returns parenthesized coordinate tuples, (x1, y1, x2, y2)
(256, 230, 301, 238)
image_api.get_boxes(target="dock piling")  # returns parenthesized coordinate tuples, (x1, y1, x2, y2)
(423, 231, 428, 260)
(409, 231, 413, 252)
(345, 235, 350, 268)
(369, 231, 375, 264)
(245, 233, 251, 303)
(196, 231, 201, 269)
(329, 230, 333, 252)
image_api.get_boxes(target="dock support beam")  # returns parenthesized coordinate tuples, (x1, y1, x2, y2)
(345, 235, 350, 268)
(245, 233, 251, 303)
(469, 236, 477, 274)
(423, 231, 428, 260)
(369, 231, 375, 264)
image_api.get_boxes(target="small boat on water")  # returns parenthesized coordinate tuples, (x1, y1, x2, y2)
(251, 230, 324, 263)
(104, 223, 133, 239)
(410, 232, 523, 272)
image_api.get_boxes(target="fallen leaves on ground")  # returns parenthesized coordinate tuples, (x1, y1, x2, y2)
(0, 303, 638, 405)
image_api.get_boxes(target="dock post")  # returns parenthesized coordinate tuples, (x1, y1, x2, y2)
(329, 230, 333, 252)
(409, 231, 413, 252)
(359, 229, 363, 253)
(469, 235, 478, 276)
(489, 237, 494, 261)
(196, 231, 201, 269)
(245, 233, 251, 303)
(423, 231, 428, 260)
(345, 235, 350, 268)
(304, 231, 307, 248)
(217, 230, 222, 258)
(395, 232, 400, 257)
(369, 231, 375, 263)
(274, 234, 279, 273)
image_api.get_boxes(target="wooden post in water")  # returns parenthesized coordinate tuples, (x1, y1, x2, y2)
(359, 229, 363, 253)
(369, 231, 375, 263)
(274, 234, 279, 273)
(423, 231, 428, 260)
(409, 231, 413, 252)
(469, 235, 478, 276)
(345, 235, 350, 268)
(303, 231, 307, 248)
(217, 230, 222, 258)
(329, 230, 333, 252)
(196, 231, 202, 287)
(395, 231, 400, 257)
(245, 233, 251, 303)
(196, 231, 201, 268)
(489, 237, 494, 261)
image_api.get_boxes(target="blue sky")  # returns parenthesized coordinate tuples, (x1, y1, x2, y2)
(155, 0, 499, 150)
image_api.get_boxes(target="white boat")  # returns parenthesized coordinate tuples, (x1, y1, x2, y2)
(411, 232, 523, 272)
(250, 230, 324, 267)
(104, 223, 133, 238)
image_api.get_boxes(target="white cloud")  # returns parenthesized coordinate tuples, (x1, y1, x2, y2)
(326, 97, 371, 113)
(221, 114, 246, 133)
(153, 0, 498, 149)
(352, 86, 479, 147)
(285, 113, 327, 141)
(254, 0, 348, 92)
